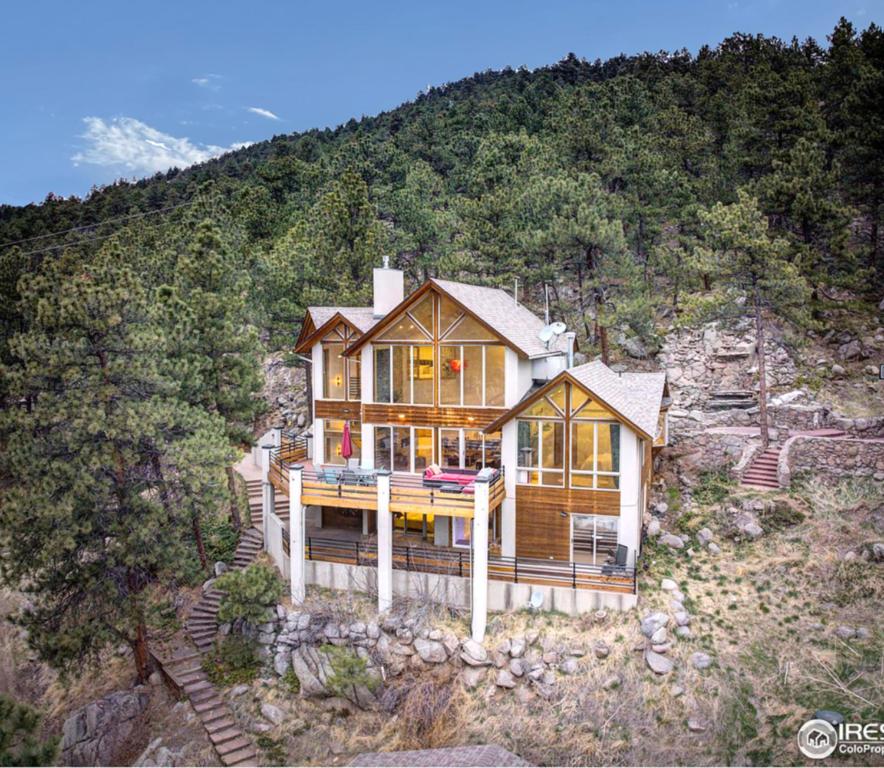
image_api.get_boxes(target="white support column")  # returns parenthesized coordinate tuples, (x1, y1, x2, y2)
(271, 426, 283, 448)
(261, 445, 274, 553)
(471, 477, 490, 643)
(289, 464, 305, 604)
(376, 470, 393, 613)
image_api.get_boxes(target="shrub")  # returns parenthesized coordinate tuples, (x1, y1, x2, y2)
(322, 644, 378, 700)
(693, 468, 734, 505)
(205, 635, 260, 686)
(216, 562, 283, 625)
(202, 513, 238, 565)
(281, 668, 300, 695)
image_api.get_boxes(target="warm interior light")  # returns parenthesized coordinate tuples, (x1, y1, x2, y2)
(398, 414, 405, 420)
(336, 444, 342, 456)
(334, 375, 343, 387)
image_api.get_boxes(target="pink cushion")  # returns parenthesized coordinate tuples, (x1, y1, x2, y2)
(423, 464, 442, 479)
(462, 483, 475, 494)
(435, 472, 474, 486)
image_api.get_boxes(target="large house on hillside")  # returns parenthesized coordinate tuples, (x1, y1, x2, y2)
(259, 263, 669, 641)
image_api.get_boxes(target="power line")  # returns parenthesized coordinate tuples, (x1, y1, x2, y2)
(0, 201, 195, 251)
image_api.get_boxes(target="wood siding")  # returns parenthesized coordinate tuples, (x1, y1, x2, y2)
(361, 403, 506, 430)
(515, 486, 620, 561)
(315, 399, 361, 421)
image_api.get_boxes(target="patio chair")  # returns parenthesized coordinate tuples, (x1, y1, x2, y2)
(320, 467, 342, 484)
(601, 545, 629, 576)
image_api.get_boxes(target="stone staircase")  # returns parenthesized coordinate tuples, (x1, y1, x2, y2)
(154, 645, 257, 766)
(740, 446, 781, 489)
(707, 389, 756, 411)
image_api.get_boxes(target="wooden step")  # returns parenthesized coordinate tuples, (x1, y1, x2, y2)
(204, 715, 237, 733)
(184, 679, 213, 695)
(193, 696, 224, 713)
(210, 727, 245, 746)
(221, 747, 258, 766)
(217, 735, 252, 755)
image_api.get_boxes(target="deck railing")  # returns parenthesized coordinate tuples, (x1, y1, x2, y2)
(269, 441, 506, 518)
(298, 535, 636, 594)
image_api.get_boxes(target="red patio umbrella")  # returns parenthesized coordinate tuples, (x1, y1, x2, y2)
(341, 420, 353, 461)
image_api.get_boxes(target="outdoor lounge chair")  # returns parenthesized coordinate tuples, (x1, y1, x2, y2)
(601, 545, 629, 576)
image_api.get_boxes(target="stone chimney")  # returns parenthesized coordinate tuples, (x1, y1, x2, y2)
(373, 257, 404, 318)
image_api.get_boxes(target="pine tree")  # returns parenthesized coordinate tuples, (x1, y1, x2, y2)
(0, 246, 230, 681)
(696, 191, 811, 446)
(0, 695, 58, 767)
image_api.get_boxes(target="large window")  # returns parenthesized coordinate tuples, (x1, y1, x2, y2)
(514, 382, 621, 490)
(440, 429, 501, 469)
(374, 426, 434, 473)
(323, 420, 361, 465)
(571, 422, 620, 489)
(322, 343, 345, 399)
(439, 345, 505, 407)
(374, 344, 433, 404)
(571, 514, 619, 564)
(321, 322, 361, 400)
(517, 419, 564, 486)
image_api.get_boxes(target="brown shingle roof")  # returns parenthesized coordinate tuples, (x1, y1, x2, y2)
(568, 360, 667, 438)
(307, 306, 377, 334)
(430, 279, 567, 359)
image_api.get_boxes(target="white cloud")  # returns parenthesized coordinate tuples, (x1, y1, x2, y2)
(72, 117, 250, 174)
(192, 74, 222, 90)
(247, 106, 280, 121)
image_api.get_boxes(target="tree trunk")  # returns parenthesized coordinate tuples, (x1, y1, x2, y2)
(192, 508, 208, 572)
(596, 321, 610, 365)
(131, 620, 151, 684)
(226, 466, 242, 532)
(753, 289, 770, 449)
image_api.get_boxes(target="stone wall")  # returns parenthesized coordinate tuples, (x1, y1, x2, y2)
(247, 605, 607, 700)
(778, 436, 884, 486)
(658, 320, 797, 411)
(667, 427, 760, 479)
(61, 690, 149, 767)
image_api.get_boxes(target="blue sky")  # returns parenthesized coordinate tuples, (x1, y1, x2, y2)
(1, 0, 878, 206)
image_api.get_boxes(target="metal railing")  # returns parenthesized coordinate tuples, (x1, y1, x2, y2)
(300, 535, 636, 594)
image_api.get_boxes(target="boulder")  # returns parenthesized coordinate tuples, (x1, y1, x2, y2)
(838, 340, 863, 361)
(660, 578, 678, 591)
(213, 561, 228, 577)
(460, 666, 487, 690)
(640, 611, 669, 638)
(697, 528, 714, 547)
(650, 626, 668, 645)
(509, 637, 526, 658)
(708, 542, 722, 555)
(560, 657, 579, 675)
(273, 651, 290, 677)
(495, 669, 517, 688)
(647, 519, 662, 537)
(661, 533, 685, 549)
(690, 652, 713, 670)
(834, 626, 856, 640)
(260, 703, 285, 726)
(61, 690, 149, 767)
(593, 641, 610, 660)
(291, 646, 334, 697)
(509, 658, 526, 677)
(687, 717, 708, 732)
(645, 650, 674, 675)
(460, 639, 490, 666)
(413, 638, 447, 664)
(674, 611, 691, 627)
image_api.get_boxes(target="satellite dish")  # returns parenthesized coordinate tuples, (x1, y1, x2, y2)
(538, 322, 568, 348)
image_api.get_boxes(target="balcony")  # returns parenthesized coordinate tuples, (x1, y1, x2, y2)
(269, 446, 505, 520)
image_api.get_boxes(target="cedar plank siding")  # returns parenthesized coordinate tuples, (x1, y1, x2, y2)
(515, 486, 620, 560)
(315, 399, 361, 420)
(361, 403, 507, 430)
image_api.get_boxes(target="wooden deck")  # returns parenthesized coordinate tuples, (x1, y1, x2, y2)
(270, 458, 505, 520)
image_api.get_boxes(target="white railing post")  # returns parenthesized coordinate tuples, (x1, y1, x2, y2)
(289, 464, 305, 604)
(261, 444, 274, 552)
(271, 425, 283, 449)
(376, 470, 393, 613)
(471, 477, 490, 643)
